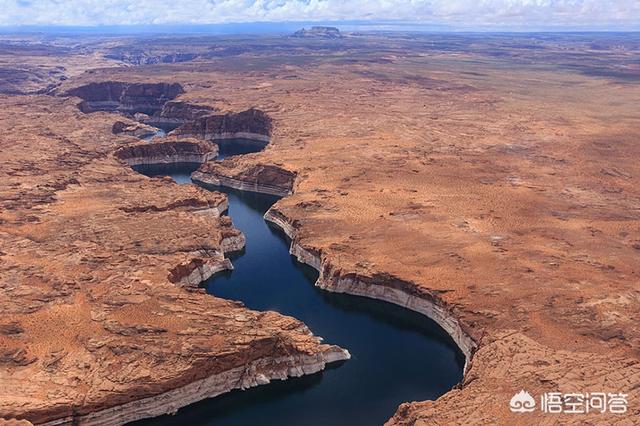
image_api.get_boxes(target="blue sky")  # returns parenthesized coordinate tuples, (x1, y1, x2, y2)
(2, 0, 639, 30)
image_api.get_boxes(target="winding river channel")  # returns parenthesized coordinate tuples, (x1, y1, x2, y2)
(134, 145, 464, 425)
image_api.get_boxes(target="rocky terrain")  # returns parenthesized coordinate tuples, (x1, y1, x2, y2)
(173, 107, 272, 142)
(2, 32, 640, 424)
(111, 120, 159, 139)
(114, 136, 217, 168)
(0, 37, 118, 95)
(144, 100, 217, 131)
(193, 161, 295, 197)
(64, 81, 185, 115)
(0, 94, 348, 424)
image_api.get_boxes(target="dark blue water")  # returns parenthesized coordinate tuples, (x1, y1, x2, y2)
(134, 151, 464, 425)
(216, 138, 268, 158)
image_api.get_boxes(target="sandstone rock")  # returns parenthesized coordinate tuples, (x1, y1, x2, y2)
(0, 419, 33, 426)
(64, 81, 184, 115)
(0, 95, 347, 424)
(5, 32, 640, 425)
(113, 136, 217, 167)
(173, 107, 272, 142)
(193, 160, 296, 197)
(145, 100, 217, 130)
(111, 120, 158, 138)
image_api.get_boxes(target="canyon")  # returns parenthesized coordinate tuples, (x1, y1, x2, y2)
(1, 32, 640, 425)
(134, 171, 463, 425)
(0, 94, 348, 425)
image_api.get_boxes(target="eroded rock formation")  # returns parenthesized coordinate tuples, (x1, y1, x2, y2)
(64, 81, 184, 114)
(264, 207, 477, 368)
(193, 159, 296, 197)
(4, 32, 640, 425)
(173, 108, 272, 142)
(144, 100, 217, 131)
(111, 120, 158, 139)
(0, 95, 348, 424)
(114, 136, 217, 168)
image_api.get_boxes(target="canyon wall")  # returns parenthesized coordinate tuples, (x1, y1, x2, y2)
(64, 81, 184, 115)
(191, 154, 474, 368)
(263, 207, 476, 370)
(145, 100, 217, 131)
(189, 157, 477, 368)
(173, 108, 272, 142)
(41, 347, 348, 426)
(114, 137, 217, 168)
(192, 161, 296, 197)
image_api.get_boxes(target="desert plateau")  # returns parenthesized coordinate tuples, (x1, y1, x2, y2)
(0, 9, 639, 426)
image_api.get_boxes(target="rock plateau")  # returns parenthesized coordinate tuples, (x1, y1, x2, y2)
(1, 31, 639, 425)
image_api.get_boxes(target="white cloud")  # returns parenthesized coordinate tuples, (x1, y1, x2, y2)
(1, 0, 639, 29)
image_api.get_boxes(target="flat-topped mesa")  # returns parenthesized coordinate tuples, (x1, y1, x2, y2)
(193, 160, 296, 197)
(145, 100, 218, 132)
(114, 136, 217, 168)
(292, 26, 342, 39)
(115, 176, 229, 218)
(64, 81, 184, 115)
(172, 107, 272, 144)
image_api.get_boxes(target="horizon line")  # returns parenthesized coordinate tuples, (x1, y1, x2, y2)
(0, 20, 638, 35)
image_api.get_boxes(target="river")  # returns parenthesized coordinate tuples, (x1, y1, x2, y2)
(133, 141, 464, 425)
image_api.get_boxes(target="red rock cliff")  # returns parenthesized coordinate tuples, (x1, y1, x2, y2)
(173, 108, 272, 141)
(64, 81, 184, 114)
